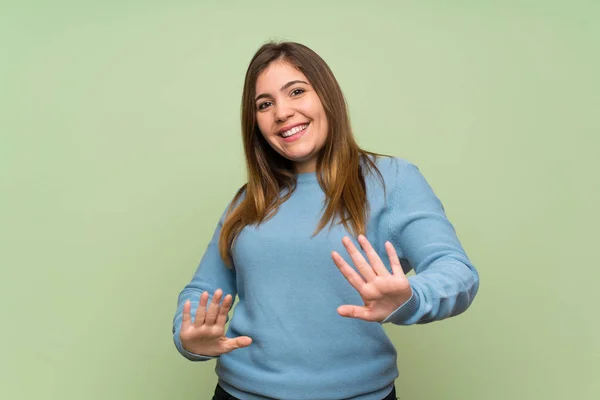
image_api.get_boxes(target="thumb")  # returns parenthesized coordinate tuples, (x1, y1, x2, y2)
(224, 336, 253, 352)
(337, 305, 373, 321)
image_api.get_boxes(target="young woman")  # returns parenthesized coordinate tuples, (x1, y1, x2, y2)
(172, 41, 479, 400)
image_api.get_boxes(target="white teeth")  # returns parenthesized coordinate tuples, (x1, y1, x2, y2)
(281, 124, 308, 138)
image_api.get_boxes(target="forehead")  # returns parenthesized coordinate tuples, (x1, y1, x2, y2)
(255, 61, 309, 93)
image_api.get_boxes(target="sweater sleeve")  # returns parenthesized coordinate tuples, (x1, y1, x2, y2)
(381, 161, 479, 325)
(172, 202, 238, 361)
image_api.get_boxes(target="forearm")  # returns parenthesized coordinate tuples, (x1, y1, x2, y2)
(383, 256, 479, 325)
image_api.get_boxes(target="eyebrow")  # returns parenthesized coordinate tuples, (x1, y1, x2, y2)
(255, 80, 309, 102)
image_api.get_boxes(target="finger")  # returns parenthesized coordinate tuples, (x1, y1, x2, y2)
(224, 336, 253, 353)
(337, 305, 375, 321)
(181, 300, 192, 330)
(204, 289, 223, 325)
(357, 234, 389, 276)
(332, 250, 366, 292)
(215, 294, 233, 327)
(194, 291, 209, 326)
(341, 236, 376, 281)
(385, 241, 405, 276)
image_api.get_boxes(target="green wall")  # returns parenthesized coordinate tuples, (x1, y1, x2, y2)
(1, 1, 598, 399)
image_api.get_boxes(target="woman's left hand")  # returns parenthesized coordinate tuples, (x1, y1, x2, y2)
(331, 234, 413, 322)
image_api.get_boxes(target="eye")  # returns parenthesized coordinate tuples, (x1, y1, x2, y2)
(290, 88, 305, 96)
(257, 101, 272, 110)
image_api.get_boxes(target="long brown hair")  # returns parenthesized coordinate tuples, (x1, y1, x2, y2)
(218, 41, 388, 267)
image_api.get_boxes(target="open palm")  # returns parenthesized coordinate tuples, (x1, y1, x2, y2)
(180, 289, 252, 357)
(331, 235, 413, 322)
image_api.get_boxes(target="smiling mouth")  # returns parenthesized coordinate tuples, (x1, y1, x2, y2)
(279, 123, 309, 138)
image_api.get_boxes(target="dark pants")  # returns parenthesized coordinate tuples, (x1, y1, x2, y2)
(212, 383, 397, 400)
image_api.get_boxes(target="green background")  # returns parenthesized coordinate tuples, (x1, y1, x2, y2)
(1, 1, 598, 399)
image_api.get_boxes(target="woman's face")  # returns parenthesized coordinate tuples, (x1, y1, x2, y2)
(254, 60, 328, 173)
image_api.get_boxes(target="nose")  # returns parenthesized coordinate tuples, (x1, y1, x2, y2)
(274, 102, 294, 123)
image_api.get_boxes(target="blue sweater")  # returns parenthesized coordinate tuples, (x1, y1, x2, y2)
(172, 156, 479, 400)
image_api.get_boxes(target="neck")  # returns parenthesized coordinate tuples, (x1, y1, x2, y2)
(294, 159, 317, 174)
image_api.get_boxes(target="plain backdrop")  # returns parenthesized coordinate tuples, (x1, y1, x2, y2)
(1, 1, 598, 399)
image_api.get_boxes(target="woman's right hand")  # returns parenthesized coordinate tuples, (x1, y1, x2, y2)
(180, 289, 252, 357)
